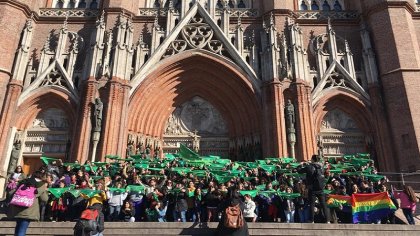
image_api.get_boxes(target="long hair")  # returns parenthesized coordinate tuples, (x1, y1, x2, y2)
(403, 185, 417, 203)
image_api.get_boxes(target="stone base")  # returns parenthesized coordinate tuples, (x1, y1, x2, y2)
(0, 222, 420, 236)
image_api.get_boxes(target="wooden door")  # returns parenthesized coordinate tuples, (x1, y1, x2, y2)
(22, 157, 43, 176)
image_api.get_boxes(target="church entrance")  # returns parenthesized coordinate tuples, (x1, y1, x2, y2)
(21, 108, 71, 173)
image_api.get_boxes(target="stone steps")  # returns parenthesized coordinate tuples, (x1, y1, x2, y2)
(0, 222, 420, 236)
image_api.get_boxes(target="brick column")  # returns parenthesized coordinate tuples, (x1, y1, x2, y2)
(293, 80, 316, 161)
(0, 80, 23, 176)
(261, 81, 287, 158)
(365, 1, 420, 171)
(71, 78, 97, 163)
(98, 77, 130, 160)
(368, 84, 399, 172)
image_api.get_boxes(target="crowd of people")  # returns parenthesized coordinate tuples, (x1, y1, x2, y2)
(2, 151, 419, 236)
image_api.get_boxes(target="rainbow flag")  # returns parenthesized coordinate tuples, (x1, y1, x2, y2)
(352, 192, 396, 223)
(327, 194, 351, 208)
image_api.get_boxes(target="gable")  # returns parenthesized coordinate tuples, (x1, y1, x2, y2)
(18, 60, 79, 106)
(130, 3, 259, 95)
(312, 60, 370, 105)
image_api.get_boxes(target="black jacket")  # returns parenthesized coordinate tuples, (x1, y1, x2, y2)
(216, 198, 249, 236)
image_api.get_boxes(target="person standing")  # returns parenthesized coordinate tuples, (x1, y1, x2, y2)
(7, 171, 49, 236)
(394, 185, 418, 225)
(216, 189, 249, 236)
(298, 154, 331, 223)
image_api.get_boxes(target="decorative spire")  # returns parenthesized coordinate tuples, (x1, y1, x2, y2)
(327, 17, 334, 33)
(62, 13, 69, 32)
(96, 10, 105, 26)
(269, 12, 274, 27)
(154, 14, 160, 29)
(25, 15, 34, 31)
(344, 40, 351, 53)
(43, 34, 51, 52)
(236, 16, 242, 29)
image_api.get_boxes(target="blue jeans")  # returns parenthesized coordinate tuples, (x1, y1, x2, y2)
(402, 208, 415, 225)
(15, 219, 30, 236)
(284, 210, 295, 223)
(173, 210, 186, 222)
(298, 206, 310, 223)
(109, 205, 122, 221)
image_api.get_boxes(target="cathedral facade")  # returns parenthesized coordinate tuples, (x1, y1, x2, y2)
(1, 0, 420, 194)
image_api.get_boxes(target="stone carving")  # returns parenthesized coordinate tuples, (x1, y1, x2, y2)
(41, 68, 69, 89)
(294, 11, 358, 20)
(39, 8, 100, 17)
(325, 71, 346, 88)
(93, 97, 103, 132)
(164, 96, 228, 136)
(320, 109, 365, 157)
(285, 100, 296, 158)
(7, 139, 22, 176)
(32, 108, 69, 130)
(216, 8, 258, 17)
(163, 13, 227, 58)
(321, 109, 358, 132)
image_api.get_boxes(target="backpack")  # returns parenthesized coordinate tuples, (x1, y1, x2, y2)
(75, 208, 99, 232)
(224, 204, 244, 229)
(10, 183, 37, 207)
(310, 164, 325, 191)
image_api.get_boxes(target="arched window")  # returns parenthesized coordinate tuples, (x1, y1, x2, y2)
(68, 0, 76, 8)
(313, 76, 318, 87)
(334, 0, 342, 11)
(311, 1, 319, 10)
(78, 0, 87, 8)
(216, 0, 223, 8)
(90, 0, 98, 9)
(238, 0, 246, 8)
(153, 0, 160, 8)
(322, 0, 331, 11)
(300, 1, 308, 10)
(55, 0, 64, 8)
(228, 0, 235, 8)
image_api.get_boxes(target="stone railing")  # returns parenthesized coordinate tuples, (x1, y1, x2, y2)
(39, 8, 100, 17)
(215, 8, 258, 17)
(138, 8, 182, 16)
(294, 11, 359, 20)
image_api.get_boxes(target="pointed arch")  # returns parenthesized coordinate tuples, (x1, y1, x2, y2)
(14, 89, 77, 130)
(128, 50, 261, 140)
(313, 90, 373, 135)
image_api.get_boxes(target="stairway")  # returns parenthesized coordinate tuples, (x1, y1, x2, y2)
(0, 222, 420, 236)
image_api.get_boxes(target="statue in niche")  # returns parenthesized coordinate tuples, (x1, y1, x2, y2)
(126, 137, 135, 158)
(285, 100, 295, 129)
(285, 100, 296, 158)
(93, 97, 103, 132)
(7, 140, 21, 176)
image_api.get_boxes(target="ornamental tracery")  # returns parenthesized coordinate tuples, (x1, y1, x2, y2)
(163, 13, 229, 58)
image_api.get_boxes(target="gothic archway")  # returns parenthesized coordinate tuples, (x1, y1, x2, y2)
(128, 51, 262, 160)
